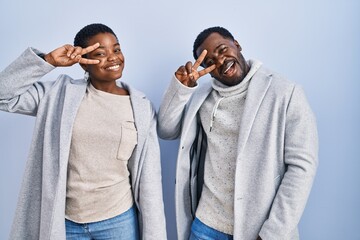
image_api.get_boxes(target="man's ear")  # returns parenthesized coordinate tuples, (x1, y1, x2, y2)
(234, 40, 242, 51)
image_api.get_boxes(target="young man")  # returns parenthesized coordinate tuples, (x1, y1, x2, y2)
(158, 26, 318, 240)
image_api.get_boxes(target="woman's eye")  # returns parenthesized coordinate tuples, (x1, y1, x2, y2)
(94, 52, 105, 56)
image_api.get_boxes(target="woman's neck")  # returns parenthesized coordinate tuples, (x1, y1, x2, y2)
(89, 81, 129, 95)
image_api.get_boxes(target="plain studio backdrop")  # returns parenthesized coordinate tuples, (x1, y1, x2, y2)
(0, 0, 359, 239)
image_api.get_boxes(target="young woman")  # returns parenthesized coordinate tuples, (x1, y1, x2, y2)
(0, 23, 166, 240)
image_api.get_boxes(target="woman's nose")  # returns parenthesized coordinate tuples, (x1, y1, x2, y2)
(107, 52, 117, 61)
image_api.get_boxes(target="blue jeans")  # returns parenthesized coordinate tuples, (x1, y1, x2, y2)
(65, 205, 139, 240)
(189, 217, 233, 240)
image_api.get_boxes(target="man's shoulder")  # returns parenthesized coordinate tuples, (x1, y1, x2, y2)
(258, 65, 292, 82)
(256, 65, 296, 90)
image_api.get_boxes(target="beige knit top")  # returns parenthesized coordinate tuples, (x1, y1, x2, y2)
(65, 83, 137, 223)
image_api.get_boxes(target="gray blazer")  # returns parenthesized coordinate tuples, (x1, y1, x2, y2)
(0, 48, 167, 240)
(157, 66, 318, 240)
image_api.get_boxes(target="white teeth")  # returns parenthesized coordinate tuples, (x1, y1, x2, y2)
(224, 62, 234, 74)
(107, 65, 120, 70)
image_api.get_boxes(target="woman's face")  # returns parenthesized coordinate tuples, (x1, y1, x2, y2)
(84, 32, 125, 83)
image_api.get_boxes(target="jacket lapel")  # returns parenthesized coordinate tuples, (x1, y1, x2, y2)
(182, 82, 213, 135)
(49, 80, 87, 239)
(237, 69, 272, 155)
(121, 82, 149, 198)
(59, 80, 87, 171)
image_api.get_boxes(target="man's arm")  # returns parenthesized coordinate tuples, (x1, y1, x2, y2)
(157, 50, 215, 139)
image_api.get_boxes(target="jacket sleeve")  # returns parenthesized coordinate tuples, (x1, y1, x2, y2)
(259, 85, 319, 239)
(0, 47, 55, 116)
(157, 76, 197, 140)
(138, 104, 167, 240)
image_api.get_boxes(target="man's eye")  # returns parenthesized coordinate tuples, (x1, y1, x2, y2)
(206, 60, 214, 67)
(219, 47, 227, 53)
(114, 49, 121, 53)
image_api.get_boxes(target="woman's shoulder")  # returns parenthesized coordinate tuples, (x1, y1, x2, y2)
(118, 81, 149, 100)
(41, 75, 86, 99)
(51, 74, 87, 86)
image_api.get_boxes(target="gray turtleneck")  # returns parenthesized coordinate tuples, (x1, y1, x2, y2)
(196, 60, 262, 234)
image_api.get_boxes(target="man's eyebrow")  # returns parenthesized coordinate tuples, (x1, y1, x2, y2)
(214, 43, 226, 51)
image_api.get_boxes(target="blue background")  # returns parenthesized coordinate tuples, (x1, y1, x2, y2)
(0, 0, 359, 239)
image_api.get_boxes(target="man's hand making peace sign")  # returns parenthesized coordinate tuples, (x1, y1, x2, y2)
(175, 50, 216, 87)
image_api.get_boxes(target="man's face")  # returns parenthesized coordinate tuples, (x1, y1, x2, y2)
(196, 32, 249, 86)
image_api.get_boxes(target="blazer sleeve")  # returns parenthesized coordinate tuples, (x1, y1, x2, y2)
(157, 76, 197, 140)
(138, 104, 167, 240)
(259, 85, 319, 239)
(0, 47, 56, 116)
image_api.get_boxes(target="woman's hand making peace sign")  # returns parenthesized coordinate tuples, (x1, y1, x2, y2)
(175, 50, 216, 87)
(43, 43, 101, 67)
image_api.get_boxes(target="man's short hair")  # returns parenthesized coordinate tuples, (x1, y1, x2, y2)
(193, 26, 234, 60)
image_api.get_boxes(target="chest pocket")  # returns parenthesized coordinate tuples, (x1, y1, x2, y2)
(117, 121, 138, 161)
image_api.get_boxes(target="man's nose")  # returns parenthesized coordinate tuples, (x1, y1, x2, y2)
(214, 55, 225, 67)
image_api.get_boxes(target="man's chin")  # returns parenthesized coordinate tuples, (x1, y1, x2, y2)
(217, 76, 243, 86)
